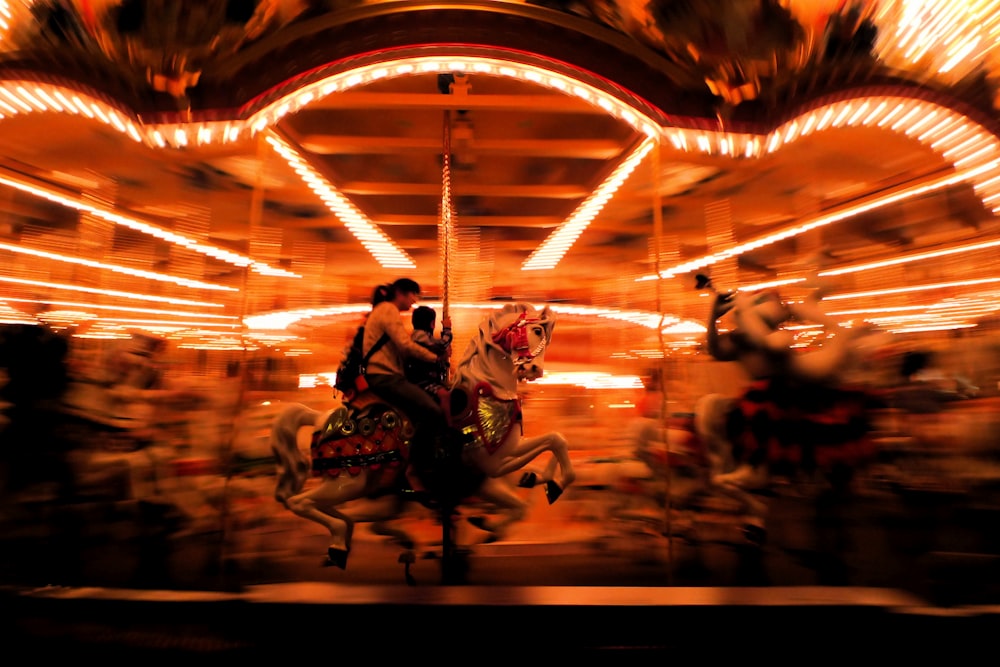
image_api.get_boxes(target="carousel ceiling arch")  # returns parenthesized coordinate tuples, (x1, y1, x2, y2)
(0, 0, 998, 348)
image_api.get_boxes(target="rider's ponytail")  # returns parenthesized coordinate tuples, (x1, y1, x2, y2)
(370, 283, 391, 306)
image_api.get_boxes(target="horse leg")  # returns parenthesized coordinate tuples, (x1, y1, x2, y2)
(711, 476, 769, 544)
(694, 393, 769, 544)
(466, 476, 528, 543)
(485, 432, 575, 504)
(283, 473, 368, 568)
(359, 494, 418, 551)
(516, 456, 557, 489)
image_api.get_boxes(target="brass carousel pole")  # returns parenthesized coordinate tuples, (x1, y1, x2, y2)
(651, 138, 673, 585)
(438, 106, 461, 584)
(440, 113, 453, 338)
(217, 133, 268, 589)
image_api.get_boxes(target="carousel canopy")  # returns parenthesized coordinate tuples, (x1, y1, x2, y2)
(0, 0, 996, 344)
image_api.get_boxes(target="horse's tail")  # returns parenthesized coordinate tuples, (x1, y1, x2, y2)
(270, 402, 319, 506)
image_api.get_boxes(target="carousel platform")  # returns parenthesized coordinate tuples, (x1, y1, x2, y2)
(3, 582, 998, 659)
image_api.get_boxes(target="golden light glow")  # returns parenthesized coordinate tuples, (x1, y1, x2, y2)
(874, 1, 1000, 83)
(264, 132, 415, 270)
(823, 277, 1000, 300)
(0, 239, 238, 291)
(301, 370, 647, 391)
(522, 138, 656, 270)
(0, 296, 237, 319)
(819, 238, 1000, 277)
(0, 173, 297, 278)
(0, 275, 226, 308)
(644, 162, 995, 281)
(522, 371, 645, 389)
(244, 300, 706, 335)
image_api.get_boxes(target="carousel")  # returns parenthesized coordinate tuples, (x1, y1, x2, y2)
(1, 0, 1000, 657)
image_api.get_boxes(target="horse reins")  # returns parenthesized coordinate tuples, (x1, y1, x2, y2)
(491, 312, 546, 364)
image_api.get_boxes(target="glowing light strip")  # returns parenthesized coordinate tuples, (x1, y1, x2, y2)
(0, 174, 297, 278)
(824, 295, 1000, 329)
(245, 57, 660, 144)
(243, 300, 705, 334)
(819, 238, 1000, 277)
(0, 1, 12, 38)
(887, 323, 978, 333)
(264, 132, 415, 269)
(243, 303, 372, 330)
(0, 55, 661, 155)
(736, 277, 807, 292)
(0, 80, 145, 142)
(85, 317, 242, 328)
(523, 138, 655, 270)
(822, 277, 1000, 301)
(0, 275, 225, 307)
(0, 240, 237, 291)
(0, 296, 237, 319)
(176, 342, 259, 351)
(646, 163, 993, 281)
(528, 371, 646, 389)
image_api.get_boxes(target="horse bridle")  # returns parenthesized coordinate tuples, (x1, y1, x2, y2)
(492, 312, 547, 366)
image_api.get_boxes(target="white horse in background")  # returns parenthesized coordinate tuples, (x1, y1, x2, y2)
(692, 274, 886, 544)
(269, 302, 574, 569)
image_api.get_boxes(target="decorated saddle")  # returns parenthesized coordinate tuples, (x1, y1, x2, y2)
(310, 402, 413, 479)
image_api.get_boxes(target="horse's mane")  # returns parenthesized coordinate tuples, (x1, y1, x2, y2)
(452, 302, 553, 400)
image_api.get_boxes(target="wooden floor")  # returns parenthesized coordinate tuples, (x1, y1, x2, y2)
(4, 582, 999, 659)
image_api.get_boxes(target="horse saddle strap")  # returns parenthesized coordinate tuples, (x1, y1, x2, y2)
(363, 333, 390, 364)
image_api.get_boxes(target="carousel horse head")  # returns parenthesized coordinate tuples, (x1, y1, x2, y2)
(733, 289, 791, 333)
(454, 302, 555, 396)
(489, 303, 555, 379)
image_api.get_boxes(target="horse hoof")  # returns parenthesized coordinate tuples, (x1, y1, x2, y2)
(544, 480, 563, 504)
(325, 547, 350, 569)
(743, 524, 767, 546)
(518, 472, 537, 488)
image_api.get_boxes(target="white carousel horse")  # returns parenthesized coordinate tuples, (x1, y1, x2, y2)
(269, 302, 574, 568)
(692, 275, 885, 544)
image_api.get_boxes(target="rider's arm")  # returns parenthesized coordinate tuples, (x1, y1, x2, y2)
(413, 329, 447, 355)
(384, 311, 439, 363)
